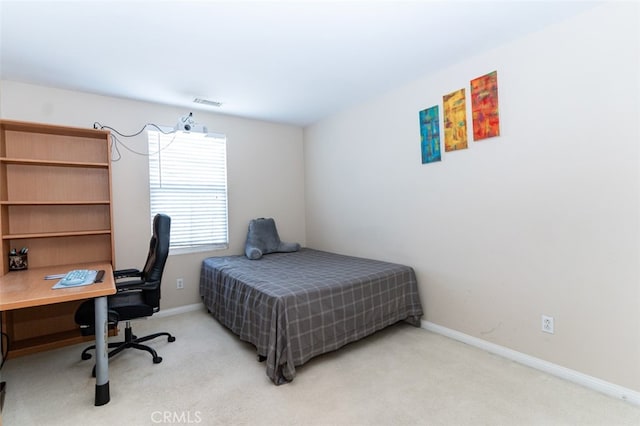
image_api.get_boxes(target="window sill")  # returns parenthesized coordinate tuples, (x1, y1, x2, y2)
(169, 244, 229, 256)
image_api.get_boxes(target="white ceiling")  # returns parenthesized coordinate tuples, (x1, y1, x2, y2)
(0, 0, 597, 126)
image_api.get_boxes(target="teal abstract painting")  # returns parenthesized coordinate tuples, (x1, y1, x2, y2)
(419, 105, 441, 164)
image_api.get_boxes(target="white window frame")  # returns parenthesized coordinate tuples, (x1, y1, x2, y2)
(147, 128, 229, 255)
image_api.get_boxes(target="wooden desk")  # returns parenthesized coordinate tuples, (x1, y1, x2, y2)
(0, 262, 116, 406)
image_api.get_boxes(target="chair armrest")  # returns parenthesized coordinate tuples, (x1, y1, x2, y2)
(114, 268, 142, 279)
(116, 278, 160, 292)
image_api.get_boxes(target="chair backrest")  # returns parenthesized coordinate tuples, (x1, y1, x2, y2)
(141, 213, 171, 308)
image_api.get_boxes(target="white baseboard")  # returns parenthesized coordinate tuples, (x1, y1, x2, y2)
(421, 320, 640, 406)
(153, 303, 205, 319)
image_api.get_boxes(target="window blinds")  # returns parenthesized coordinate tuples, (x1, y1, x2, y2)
(148, 130, 228, 251)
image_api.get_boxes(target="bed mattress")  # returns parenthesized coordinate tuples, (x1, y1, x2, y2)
(199, 248, 423, 384)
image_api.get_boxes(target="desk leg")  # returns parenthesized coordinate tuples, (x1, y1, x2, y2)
(93, 296, 110, 406)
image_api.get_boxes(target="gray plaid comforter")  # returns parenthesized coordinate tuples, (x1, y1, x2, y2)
(199, 248, 423, 384)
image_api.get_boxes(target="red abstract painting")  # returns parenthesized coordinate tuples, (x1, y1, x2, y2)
(471, 71, 500, 141)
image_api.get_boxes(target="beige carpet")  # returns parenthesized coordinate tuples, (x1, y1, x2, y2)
(1, 309, 638, 426)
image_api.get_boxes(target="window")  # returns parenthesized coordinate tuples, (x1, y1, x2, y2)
(148, 130, 228, 253)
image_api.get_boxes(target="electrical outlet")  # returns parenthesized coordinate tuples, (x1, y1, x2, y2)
(542, 315, 554, 334)
(176, 278, 184, 289)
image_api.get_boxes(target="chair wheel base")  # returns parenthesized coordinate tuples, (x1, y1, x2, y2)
(79, 324, 174, 373)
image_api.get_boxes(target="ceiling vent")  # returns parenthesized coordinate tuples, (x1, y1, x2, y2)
(193, 98, 222, 107)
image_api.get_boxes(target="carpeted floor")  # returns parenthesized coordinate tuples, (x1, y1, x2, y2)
(1, 309, 639, 426)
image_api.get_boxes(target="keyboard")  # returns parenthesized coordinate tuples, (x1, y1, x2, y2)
(59, 269, 93, 286)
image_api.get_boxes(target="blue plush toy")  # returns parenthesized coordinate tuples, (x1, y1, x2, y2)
(244, 217, 301, 260)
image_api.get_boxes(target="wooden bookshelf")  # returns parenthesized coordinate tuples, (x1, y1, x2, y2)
(0, 119, 115, 357)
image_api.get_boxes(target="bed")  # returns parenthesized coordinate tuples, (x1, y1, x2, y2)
(199, 248, 423, 384)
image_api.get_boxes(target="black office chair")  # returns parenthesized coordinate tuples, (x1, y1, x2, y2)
(75, 213, 176, 372)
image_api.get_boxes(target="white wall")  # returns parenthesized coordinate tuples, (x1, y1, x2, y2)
(0, 81, 306, 309)
(304, 2, 640, 391)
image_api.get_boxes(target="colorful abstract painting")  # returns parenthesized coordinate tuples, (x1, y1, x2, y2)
(443, 88, 468, 151)
(471, 70, 500, 141)
(418, 105, 441, 164)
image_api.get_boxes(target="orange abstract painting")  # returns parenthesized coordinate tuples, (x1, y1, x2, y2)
(443, 88, 468, 151)
(471, 70, 500, 141)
